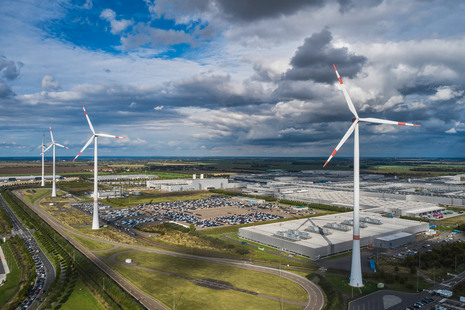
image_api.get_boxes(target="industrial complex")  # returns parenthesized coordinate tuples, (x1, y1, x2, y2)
(239, 211, 428, 260)
(147, 174, 246, 191)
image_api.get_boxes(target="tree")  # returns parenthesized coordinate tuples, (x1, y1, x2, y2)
(189, 223, 195, 232)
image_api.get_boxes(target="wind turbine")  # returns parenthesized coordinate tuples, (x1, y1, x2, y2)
(73, 105, 127, 230)
(30, 133, 50, 187)
(324, 65, 420, 287)
(41, 126, 69, 197)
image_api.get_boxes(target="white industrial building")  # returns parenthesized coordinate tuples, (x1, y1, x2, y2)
(0, 175, 63, 182)
(147, 175, 246, 192)
(239, 211, 428, 260)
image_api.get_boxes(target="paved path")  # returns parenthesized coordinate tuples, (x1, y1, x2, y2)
(17, 190, 325, 310)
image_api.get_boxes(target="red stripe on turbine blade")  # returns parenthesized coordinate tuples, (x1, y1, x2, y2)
(338, 77, 343, 84)
(115, 136, 119, 139)
(398, 122, 406, 126)
(333, 64, 337, 71)
(123, 137, 127, 139)
(331, 150, 337, 156)
(413, 124, 420, 127)
(323, 162, 329, 168)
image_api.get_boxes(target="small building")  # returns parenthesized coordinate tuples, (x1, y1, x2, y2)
(125, 259, 132, 263)
(374, 232, 415, 248)
(436, 289, 452, 298)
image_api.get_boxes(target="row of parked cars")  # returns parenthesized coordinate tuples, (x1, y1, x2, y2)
(405, 297, 434, 309)
(19, 238, 46, 309)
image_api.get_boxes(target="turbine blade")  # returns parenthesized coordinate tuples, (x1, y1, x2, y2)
(96, 133, 127, 139)
(73, 136, 94, 162)
(29, 145, 42, 152)
(359, 118, 420, 127)
(56, 143, 69, 149)
(40, 144, 53, 156)
(323, 120, 358, 167)
(49, 126, 55, 143)
(82, 104, 96, 134)
(333, 64, 359, 118)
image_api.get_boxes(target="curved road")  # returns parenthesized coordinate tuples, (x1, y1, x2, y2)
(15, 190, 324, 310)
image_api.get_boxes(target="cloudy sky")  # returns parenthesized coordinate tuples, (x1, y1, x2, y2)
(1, 0, 465, 158)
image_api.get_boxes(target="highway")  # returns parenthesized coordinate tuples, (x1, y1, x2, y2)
(0, 193, 55, 309)
(15, 190, 324, 310)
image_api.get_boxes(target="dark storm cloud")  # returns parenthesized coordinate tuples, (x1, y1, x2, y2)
(337, 0, 383, 13)
(0, 79, 14, 98)
(216, 0, 324, 22)
(284, 28, 367, 84)
(0, 56, 23, 81)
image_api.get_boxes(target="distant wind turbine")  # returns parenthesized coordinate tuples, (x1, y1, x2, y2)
(324, 64, 420, 287)
(73, 105, 127, 230)
(41, 126, 69, 197)
(30, 133, 50, 187)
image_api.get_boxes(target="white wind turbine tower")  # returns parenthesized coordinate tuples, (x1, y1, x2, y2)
(73, 105, 127, 230)
(324, 65, 420, 287)
(30, 133, 50, 187)
(41, 126, 69, 197)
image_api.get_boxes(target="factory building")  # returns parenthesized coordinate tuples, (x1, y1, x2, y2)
(147, 175, 246, 192)
(239, 211, 428, 260)
(0, 175, 63, 182)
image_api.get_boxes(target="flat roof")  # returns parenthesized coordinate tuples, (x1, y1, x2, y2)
(376, 232, 413, 242)
(286, 188, 440, 211)
(240, 211, 428, 250)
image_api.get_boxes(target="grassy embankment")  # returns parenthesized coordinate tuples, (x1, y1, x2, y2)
(67, 232, 114, 251)
(59, 277, 107, 310)
(0, 241, 21, 307)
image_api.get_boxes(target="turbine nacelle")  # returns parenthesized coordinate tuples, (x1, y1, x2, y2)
(73, 105, 127, 162)
(323, 65, 420, 168)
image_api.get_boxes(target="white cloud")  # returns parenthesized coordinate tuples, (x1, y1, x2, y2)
(373, 95, 404, 112)
(41, 75, 60, 91)
(100, 9, 133, 35)
(429, 86, 464, 102)
(129, 102, 136, 107)
(446, 128, 457, 134)
(154, 105, 164, 110)
(83, 0, 92, 9)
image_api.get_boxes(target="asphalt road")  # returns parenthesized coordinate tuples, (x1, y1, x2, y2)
(17, 189, 325, 310)
(0, 193, 56, 309)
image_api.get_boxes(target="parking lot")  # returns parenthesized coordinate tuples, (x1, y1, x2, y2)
(70, 196, 317, 231)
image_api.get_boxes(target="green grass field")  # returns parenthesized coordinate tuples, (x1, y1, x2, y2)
(59, 277, 106, 310)
(67, 232, 114, 251)
(104, 193, 211, 208)
(114, 251, 308, 302)
(0, 243, 21, 306)
(105, 261, 304, 310)
(325, 275, 379, 295)
(436, 214, 465, 226)
(94, 247, 131, 258)
(22, 189, 51, 204)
